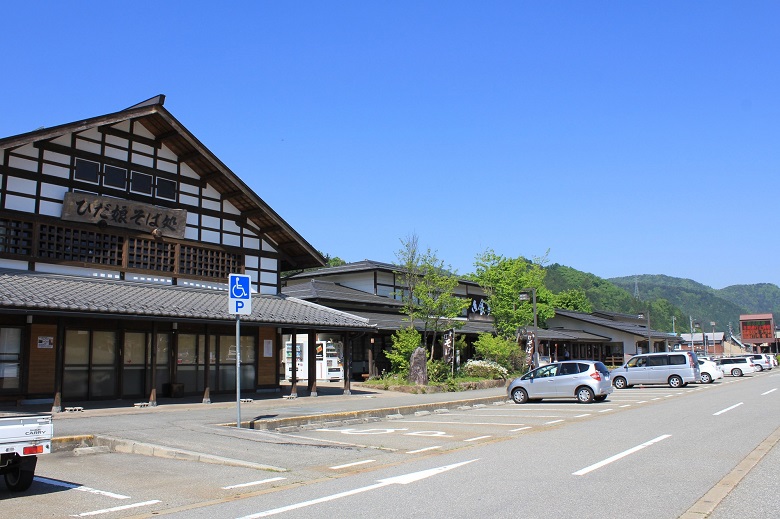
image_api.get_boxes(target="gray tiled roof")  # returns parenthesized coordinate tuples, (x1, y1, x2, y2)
(0, 270, 372, 329)
(282, 279, 403, 307)
(344, 310, 495, 335)
(554, 309, 679, 340)
(286, 259, 481, 287)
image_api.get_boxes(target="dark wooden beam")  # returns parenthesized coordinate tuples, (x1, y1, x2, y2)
(98, 126, 161, 149)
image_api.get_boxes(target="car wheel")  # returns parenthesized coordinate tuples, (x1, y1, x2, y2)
(613, 376, 628, 389)
(4, 457, 36, 492)
(668, 375, 683, 388)
(576, 386, 594, 403)
(755, 365, 763, 372)
(511, 387, 528, 404)
(732, 368, 742, 377)
(594, 395, 607, 402)
(700, 372, 712, 384)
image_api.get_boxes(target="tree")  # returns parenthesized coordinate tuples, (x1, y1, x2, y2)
(395, 234, 470, 359)
(414, 254, 470, 359)
(553, 288, 592, 313)
(472, 249, 555, 338)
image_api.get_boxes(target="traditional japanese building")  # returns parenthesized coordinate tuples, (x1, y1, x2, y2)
(0, 96, 372, 409)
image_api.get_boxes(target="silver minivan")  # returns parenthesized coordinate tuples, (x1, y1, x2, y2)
(611, 351, 700, 389)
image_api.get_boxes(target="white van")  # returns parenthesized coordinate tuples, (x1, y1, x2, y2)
(611, 351, 700, 389)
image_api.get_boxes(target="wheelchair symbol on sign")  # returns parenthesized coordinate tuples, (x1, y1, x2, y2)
(231, 277, 249, 298)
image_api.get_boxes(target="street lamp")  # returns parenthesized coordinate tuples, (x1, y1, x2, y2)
(518, 288, 538, 366)
(638, 310, 651, 354)
(710, 321, 716, 356)
(694, 321, 702, 355)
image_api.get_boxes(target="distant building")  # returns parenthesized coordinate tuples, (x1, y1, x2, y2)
(739, 313, 777, 353)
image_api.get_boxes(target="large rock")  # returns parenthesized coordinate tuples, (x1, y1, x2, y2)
(408, 346, 428, 385)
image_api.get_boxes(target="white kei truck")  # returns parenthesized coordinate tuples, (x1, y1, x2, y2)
(0, 413, 52, 491)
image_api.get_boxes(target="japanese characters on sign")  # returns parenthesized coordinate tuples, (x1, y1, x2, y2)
(740, 319, 774, 341)
(61, 192, 187, 238)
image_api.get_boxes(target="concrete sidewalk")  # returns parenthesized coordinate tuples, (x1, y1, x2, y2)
(2, 382, 510, 470)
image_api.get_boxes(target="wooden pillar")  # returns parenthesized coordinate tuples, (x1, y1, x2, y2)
(343, 334, 352, 395)
(307, 332, 317, 396)
(51, 318, 65, 413)
(202, 326, 211, 404)
(148, 326, 157, 406)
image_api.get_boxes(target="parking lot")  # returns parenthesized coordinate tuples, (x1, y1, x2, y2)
(3, 372, 776, 518)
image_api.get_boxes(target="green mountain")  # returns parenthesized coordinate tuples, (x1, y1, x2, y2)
(608, 274, 752, 334)
(544, 266, 780, 336)
(544, 265, 689, 333)
(717, 284, 780, 316)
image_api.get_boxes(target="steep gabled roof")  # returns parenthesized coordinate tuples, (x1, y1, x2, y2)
(0, 95, 324, 271)
(0, 270, 371, 329)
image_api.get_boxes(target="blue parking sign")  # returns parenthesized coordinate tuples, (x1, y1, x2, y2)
(228, 274, 252, 315)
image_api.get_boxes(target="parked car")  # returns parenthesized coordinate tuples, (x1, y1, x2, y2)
(716, 357, 756, 377)
(739, 354, 772, 371)
(611, 351, 700, 389)
(697, 358, 723, 384)
(507, 360, 613, 404)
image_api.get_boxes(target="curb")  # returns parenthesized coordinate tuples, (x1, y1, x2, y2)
(51, 434, 286, 472)
(245, 394, 510, 431)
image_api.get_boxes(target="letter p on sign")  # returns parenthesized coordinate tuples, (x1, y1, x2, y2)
(228, 274, 252, 315)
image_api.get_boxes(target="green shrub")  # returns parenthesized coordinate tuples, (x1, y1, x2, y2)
(427, 359, 452, 383)
(473, 333, 519, 370)
(461, 359, 510, 380)
(386, 327, 421, 376)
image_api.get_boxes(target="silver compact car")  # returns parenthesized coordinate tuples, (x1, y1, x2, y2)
(507, 360, 613, 404)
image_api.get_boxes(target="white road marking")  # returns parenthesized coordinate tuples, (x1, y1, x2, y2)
(464, 435, 492, 442)
(597, 408, 613, 413)
(406, 446, 441, 454)
(713, 402, 744, 416)
(238, 459, 479, 518)
(330, 459, 376, 470)
(510, 426, 531, 432)
(619, 405, 631, 408)
(397, 420, 530, 426)
(35, 477, 129, 499)
(573, 435, 672, 476)
(222, 477, 287, 490)
(574, 414, 591, 418)
(544, 419, 564, 425)
(761, 388, 777, 395)
(70, 500, 160, 517)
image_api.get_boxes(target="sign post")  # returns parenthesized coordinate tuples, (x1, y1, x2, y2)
(228, 274, 252, 428)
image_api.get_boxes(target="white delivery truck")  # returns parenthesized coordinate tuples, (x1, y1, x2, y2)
(0, 413, 52, 491)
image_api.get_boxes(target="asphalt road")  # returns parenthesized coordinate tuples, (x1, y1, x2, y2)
(2, 374, 778, 518)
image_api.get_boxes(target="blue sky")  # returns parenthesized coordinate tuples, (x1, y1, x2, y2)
(2, 2, 779, 289)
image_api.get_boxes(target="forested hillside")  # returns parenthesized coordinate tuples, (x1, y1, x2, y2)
(544, 265, 688, 332)
(608, 274, 749, 333)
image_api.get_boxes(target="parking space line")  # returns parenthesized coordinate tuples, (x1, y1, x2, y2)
(406, 446, 442, 454)
(574, 414, 591, 418)
(34, 477, 130, 499)
(544, 419, 564, 425)
(619, 405, 631, 408)
(330, 459, 376, 470)
(573, 434, 672, 476)
(464, 435, 492, 442)
(510, 426, 531, 432)
(396, 420, 530, 426)
(222, 477, 287, 490)
(713, 403, 743, 416)
(71, 500, 161, 517)
(761, 388, 777, 395)
(597, 409, 613, 413)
